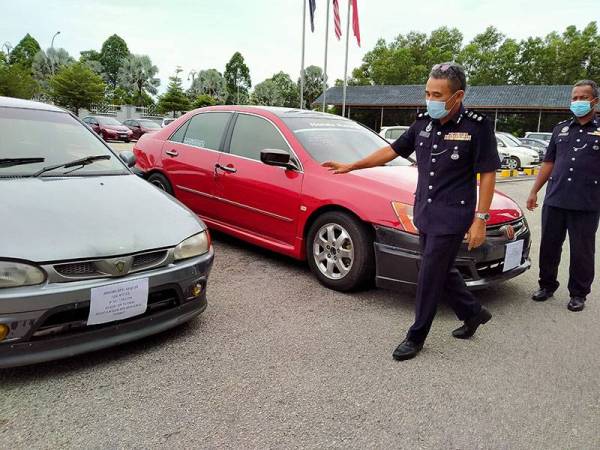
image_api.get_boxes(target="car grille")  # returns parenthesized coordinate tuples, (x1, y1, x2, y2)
(30, 287, 181, 340)
(51, 249, 170, 282)
(486, 218, 527, 238)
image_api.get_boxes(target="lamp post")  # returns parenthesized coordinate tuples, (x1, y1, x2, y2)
(50, 31, 60, 76)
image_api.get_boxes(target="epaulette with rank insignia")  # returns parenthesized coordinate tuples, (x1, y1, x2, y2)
(464, 110, 486, 123)
(416, 112, 429, 120)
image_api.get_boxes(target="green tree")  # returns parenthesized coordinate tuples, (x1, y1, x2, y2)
(191, 94, 217, 109)
(9, 33, 41, 69)
(189, 68, 226, 103)
(80, 49, 104, 76)
(251, 79, 282, 106)
(224, 52, 251, 104)
(0, 63, 38, 98)
(99, 34, 130, 89)
(299, 65, 325, 108)
(117, 54, 160, 105)
(49, 62, 105, 114)
(158, 70, 191, 114)
(271, 71, 298, 106)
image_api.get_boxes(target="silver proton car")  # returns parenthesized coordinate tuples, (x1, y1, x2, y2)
(0, 97, 214, 368)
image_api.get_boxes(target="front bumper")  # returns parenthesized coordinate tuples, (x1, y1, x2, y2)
(0, 249, 213, 368)
(374, 219, 531, 291)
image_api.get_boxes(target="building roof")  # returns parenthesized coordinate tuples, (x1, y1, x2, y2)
(315, 85, 580, 110)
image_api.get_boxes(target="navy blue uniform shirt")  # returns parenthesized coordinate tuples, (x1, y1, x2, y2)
(543, 115, 600, 212)
(391, 105, 501, 235)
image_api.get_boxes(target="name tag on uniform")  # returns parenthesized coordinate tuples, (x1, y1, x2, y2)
(588, 131, 600, 136)
(444, 132, 471, 141)
(419, 131, 430, 138)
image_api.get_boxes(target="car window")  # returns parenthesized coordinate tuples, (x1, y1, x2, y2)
(283, 117, 411, 166)
(0, 107, 128, 177)
(385, 129, 392, 139)
(169, 120, 189, 143)
(96, 116, 122, 126)
(182, 112, 230, 150)
(229, 114, 289, 161)
(390, 128, 405, 139)
(139, 120, 160, 129)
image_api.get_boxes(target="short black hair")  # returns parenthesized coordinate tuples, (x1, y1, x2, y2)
(574, 79, 599, 98)
(429, 62, 467, 93)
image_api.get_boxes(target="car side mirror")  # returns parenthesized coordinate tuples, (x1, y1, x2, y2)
(119, 150, 136, 168)
(260, 149, 297, 170)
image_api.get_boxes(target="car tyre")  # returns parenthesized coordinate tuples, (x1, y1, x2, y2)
(147, 172, 174, 195)
(506, 156, 521, 170)
(306, 211, 375, 292)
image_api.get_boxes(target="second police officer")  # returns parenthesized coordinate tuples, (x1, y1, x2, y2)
(323, 62, 501, 360)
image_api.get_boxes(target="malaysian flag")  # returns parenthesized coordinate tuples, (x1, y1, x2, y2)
(309, 0, 317, 32)
(351, 0, 361, 47)
(333, 0, 342, 40)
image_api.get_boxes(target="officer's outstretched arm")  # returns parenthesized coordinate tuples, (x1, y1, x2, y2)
(527, 162, 554, 211)
(322, 145, 397, 174)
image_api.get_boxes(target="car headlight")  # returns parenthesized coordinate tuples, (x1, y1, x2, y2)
(0, 261, 46, 288)
(174, 231, 211, 261)
(391, 201, 419, 234)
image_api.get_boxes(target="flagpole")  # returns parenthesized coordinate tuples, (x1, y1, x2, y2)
(342, 0, 351, 117)
(322, 0, 330, 112)
(300, 0, 307, 110)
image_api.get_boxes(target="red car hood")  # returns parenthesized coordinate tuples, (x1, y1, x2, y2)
(103, 125, 130, 132)
(345, 165, 522, 226)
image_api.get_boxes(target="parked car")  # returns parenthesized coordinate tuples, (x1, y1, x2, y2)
(495, 132, 539, 169)
(82, 115, 133, 142)
(0, 96, 214, 368)
(519, 137, 548, 158)
(524, 131, 552, 142)
(161, 117, 176, 127)
(134, 106, 530, 293)
(123, 119, 162, 140)
(379, 126, 409, 143)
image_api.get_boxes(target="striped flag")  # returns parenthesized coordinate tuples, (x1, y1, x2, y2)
(351, 0, 361, 47)
(333, 0, 342, 40)
(309, 0, 317, 32)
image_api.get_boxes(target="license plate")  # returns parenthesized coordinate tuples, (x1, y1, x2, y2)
(88, 278, 149, 325)
(503, 240, 524, 272)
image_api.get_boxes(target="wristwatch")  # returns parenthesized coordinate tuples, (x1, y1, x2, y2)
(475, 212, 490, 222)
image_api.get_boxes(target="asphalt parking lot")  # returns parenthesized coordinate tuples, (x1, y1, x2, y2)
(1, 149, 599, 449)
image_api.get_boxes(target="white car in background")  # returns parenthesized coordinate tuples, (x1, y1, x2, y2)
(380, 125, 409, 143)
(495, 132, 539, 170)
(161, 117, 176, 127)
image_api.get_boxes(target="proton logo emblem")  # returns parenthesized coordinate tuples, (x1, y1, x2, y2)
(500, 225, 516, 241)
(115, 261, 126, 273)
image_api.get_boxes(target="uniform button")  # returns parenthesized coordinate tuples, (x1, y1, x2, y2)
(433, 144, 438, 149)
(572, 157, 576, 161)
(570, 168, 574, 171)
(432, 158, 436, 163)
(579, 129, 583, 133)
(428, 185, 433, 190)
(460, 200, 465, 205)
(577, 138, 581, 142)
(595, 181, 598, 184)
(420, 142, 423, 146)
(436, 131, 441, 136)
(568, 178, 572, 181)
(430, 171, 435, 176)
(454, 146, 458, 150)
(427, 198, 432, 203)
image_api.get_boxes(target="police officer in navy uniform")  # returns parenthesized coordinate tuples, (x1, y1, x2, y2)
(527, 80, 600, 312)
(323, 62, 500, 360)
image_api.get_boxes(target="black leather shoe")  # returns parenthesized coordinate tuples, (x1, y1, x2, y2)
(532, 288, 554, 302)
(452, 306, 492, 339)
(567, 297, 586, 312)
(392, 339, 423, 361)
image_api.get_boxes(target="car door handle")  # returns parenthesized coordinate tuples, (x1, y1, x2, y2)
(215, 163, 237, 174)
(166, 150, 179, 157)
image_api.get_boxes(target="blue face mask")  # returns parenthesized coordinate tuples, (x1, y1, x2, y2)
(570, 100, 593, 117)
(426, 92, 459, 119)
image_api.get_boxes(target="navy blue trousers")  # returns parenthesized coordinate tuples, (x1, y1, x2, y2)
(539, 205, 600, 298)
(407, 233, 482, 344)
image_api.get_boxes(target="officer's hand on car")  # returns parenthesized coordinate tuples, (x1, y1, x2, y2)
(526, 192, 538, 211)
(466, 219, 486, 251)
(322, 161, 354, 174)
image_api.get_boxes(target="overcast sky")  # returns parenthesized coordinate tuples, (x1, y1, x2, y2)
(1, 0, 597, 93)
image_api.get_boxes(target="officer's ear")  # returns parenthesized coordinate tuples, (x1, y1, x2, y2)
(453, 89, 465, 103)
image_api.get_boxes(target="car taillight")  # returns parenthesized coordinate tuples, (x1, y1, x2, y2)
(391, 201, 418, 234)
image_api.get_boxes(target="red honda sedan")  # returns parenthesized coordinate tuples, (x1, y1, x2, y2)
(134, 106, 531, 292)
